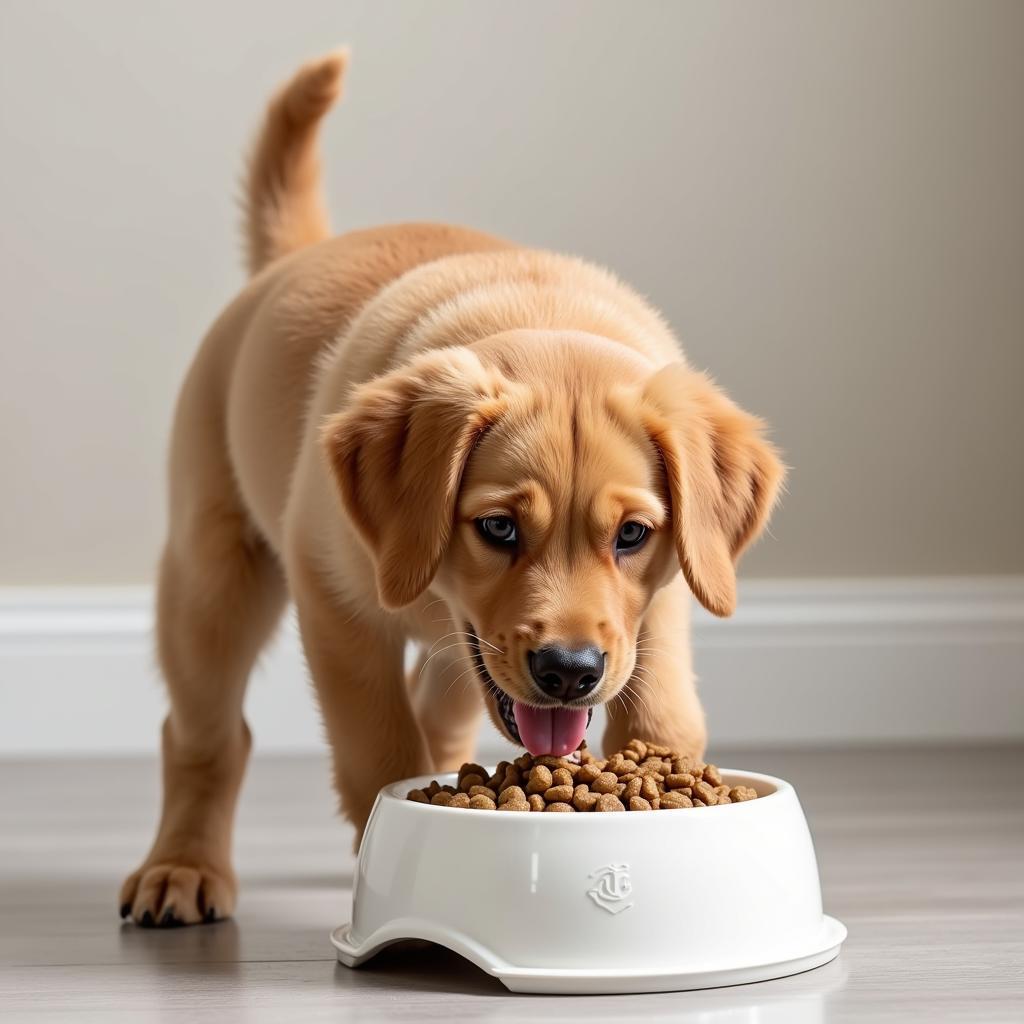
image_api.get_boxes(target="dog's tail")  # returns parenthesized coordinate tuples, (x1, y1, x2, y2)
(242, 48, 349, 276)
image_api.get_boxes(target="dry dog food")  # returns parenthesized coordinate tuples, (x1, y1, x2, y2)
(406, 739, 758, 812)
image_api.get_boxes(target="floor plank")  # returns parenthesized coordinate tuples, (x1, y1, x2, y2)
(1, 745, 1022, 1021)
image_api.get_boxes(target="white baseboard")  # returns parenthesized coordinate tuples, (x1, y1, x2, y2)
(1, 577, 1022, 757)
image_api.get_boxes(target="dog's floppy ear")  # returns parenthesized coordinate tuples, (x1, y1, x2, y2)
(641, 363, 785, 618)
(321, 347, 515, 610)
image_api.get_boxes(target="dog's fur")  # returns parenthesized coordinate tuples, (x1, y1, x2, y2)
(120, 51, 784, 927)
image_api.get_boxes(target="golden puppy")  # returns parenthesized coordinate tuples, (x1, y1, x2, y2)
(120, 50, 784, 927)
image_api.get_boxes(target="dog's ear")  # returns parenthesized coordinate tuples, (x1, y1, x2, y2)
(321, 347, 516, 610)
(641, 363, 785, 618)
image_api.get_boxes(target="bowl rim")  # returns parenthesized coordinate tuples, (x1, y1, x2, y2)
(382, 766, 789, 820)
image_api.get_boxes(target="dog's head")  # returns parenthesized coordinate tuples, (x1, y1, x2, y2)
(322, 331, 784, 755)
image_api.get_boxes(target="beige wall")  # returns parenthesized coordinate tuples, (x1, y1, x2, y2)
(1, 0, 1021, 585)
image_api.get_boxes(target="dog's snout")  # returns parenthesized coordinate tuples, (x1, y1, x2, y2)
(528, 644, 605, 701)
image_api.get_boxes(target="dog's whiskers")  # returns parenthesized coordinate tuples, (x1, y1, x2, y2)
(441, 661, 485, 700)
(624, 677, 655, 719)
(416, 637, 483, 683)
(628, 672, 658, 720)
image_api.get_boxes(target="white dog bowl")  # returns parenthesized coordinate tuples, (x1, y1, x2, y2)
(332, 768, 845, 994)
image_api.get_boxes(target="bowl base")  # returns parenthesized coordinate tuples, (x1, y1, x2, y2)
(332, 915, 846, 995)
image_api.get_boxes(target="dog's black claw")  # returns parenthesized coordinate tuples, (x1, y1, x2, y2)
(119, 902, 131, 920)
(140, 910, 154, 928)
(204, 907, 216, 923)
(160, 908, 177, 928)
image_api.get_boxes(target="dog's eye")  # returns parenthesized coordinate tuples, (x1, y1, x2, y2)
(616, 521, 648, 552)
(476, 516, 517, 547)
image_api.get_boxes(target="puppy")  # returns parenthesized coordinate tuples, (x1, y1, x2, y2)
(120, 50, 784, 927)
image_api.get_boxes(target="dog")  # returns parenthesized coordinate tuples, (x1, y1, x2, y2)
(119, 49, 784, 927)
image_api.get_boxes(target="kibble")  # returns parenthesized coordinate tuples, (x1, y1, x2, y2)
(544, 784, 574, 803)
(526, 765, 553, 794)
(405, 741, 759, 812)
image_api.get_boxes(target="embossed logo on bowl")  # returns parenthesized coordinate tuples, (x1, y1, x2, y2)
(587, 863, 634, 915)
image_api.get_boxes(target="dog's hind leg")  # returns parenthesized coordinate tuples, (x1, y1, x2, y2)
(120, 376, 287, 927)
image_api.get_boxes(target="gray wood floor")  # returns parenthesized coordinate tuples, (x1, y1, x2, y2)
(1, 745, 1022, 1022)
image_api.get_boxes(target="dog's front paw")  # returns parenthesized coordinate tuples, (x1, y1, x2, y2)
(119, 859, 236, 927)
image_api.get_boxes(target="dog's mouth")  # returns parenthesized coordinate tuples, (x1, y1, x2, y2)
(467, 626, 594, 757)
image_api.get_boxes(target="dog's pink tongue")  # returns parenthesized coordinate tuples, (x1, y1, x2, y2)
(513, 702, 589, 757)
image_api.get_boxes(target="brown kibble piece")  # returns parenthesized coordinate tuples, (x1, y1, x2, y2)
(544, 785, 574, 803)
(730, 785, 758, 802)
(534, 755, 568, 771)
(703, 764, 723, 787)
(407, 788, 429, 803)
(430, 791, 453, 806)
(528, 794, 546, 812)
(665, 773, 696, 789)
(661, 791, 693, 809)
(459, 773, 485, 792)
(498, 785, 526, 805)
(458, 762, 488, 784)
(628, 739, 648, 760)
(629, 796, 653, 811)
(692, 798, 707, 807)
(545, 801, 575, 812)
(595, 793, 625, 812)
(640, 776, 659, 801)
(526, 765, 553, 794)
(468, 785, 497, 800)
(573, 785, 599, 811)
(497, 799, 530, 811)
(592, 772, 619, 794)
(450, 792, 471, 808)
(551, 767, 574, 788)
(693, 780, 718, 805)
(624, 777, 643, 799)
(577, 763, 601, 784)
(469, 794, 497, 810)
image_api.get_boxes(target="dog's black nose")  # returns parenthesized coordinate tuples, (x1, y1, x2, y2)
(529, 645, 605, 701)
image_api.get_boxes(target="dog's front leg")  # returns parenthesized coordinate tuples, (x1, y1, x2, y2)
(603, 574, 707, 760)
(291, 558, 433, 837)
